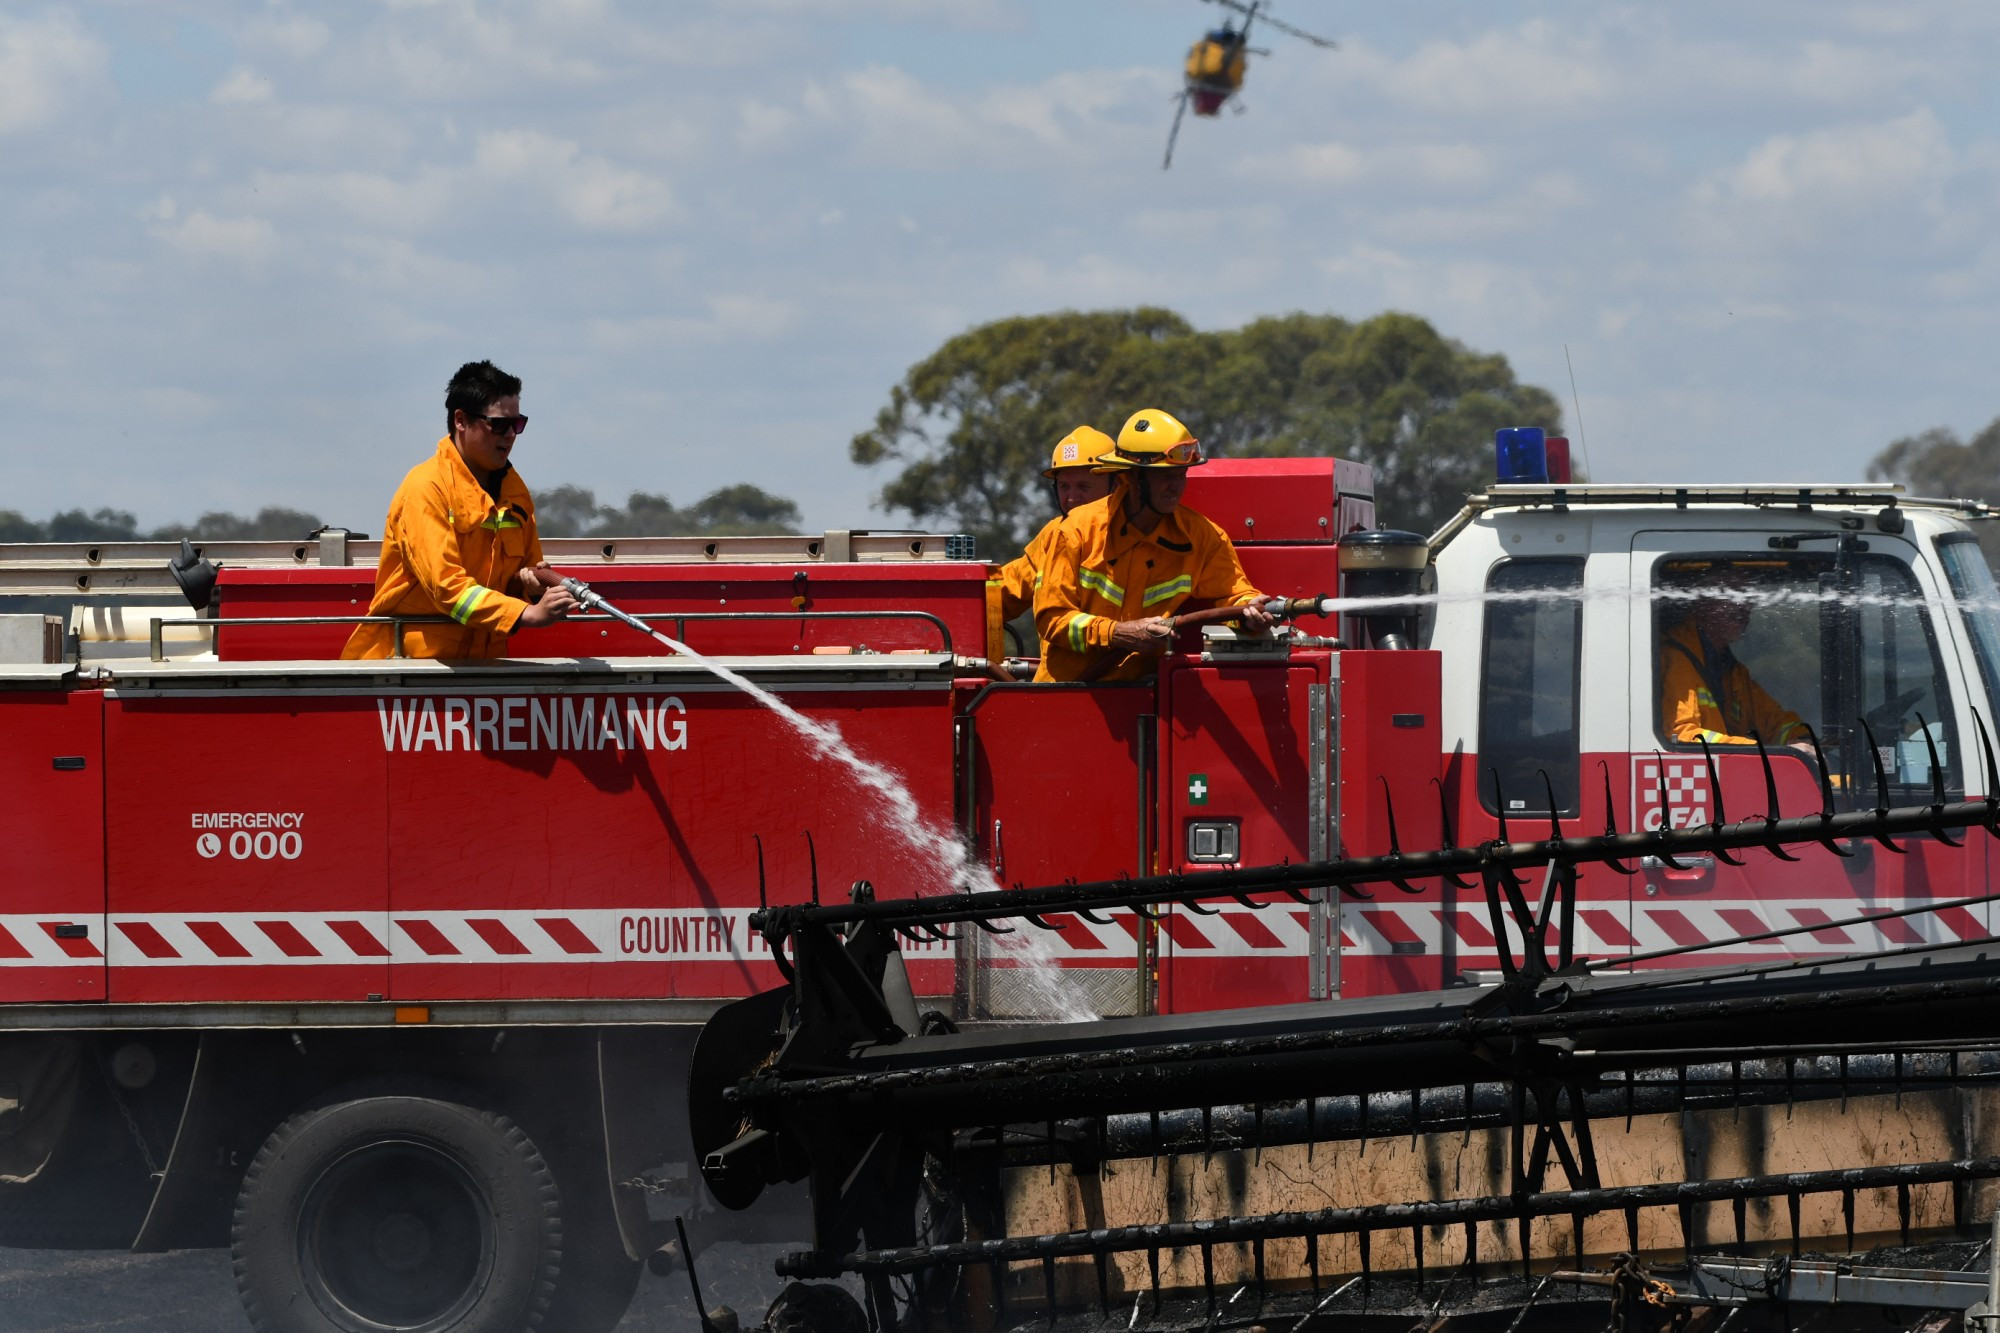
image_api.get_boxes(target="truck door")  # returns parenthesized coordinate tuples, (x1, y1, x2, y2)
(1627, 532, 1986, 962)
(1157, 658, 1329, 1014)
(961, 682, 1153, 1019)
(1425, 554, 1627, 996)
(0, 690, 105, 1001)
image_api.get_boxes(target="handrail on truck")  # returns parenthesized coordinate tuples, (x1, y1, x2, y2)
(147, 608, 956, 662)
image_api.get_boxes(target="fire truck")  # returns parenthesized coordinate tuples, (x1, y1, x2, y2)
(0, 438, 1995, 1332)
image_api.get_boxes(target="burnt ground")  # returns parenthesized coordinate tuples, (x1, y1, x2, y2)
(0, 1241, 797, 1331)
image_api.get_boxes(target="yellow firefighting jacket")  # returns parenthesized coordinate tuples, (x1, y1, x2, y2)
(1659, 619, 1806, 746)
(1032, 488, 1261, 683)
(991, 518, 1062, 625)
(341, 438, 543, 660)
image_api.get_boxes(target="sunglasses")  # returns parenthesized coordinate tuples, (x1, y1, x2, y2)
(478, 414, 529, 436)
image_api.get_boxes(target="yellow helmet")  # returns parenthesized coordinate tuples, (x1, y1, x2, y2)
(1040, 426, 1117, 479)
(1100, 408, 1203, 471)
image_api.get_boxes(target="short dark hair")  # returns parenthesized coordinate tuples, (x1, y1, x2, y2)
(445, 361, 522, 432)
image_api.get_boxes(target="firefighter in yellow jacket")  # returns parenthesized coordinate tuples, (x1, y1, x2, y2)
(989, 426, 1119, 631)
(1660, 589, 1808, 747)
(342, 361, 576, 660)
(1033, 409, 1273, 682)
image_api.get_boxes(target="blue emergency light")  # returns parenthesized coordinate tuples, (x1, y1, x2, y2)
(1494, 427, 1549, 484)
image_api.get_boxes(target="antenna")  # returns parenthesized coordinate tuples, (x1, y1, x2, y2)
(1563, 344, 1594, 481)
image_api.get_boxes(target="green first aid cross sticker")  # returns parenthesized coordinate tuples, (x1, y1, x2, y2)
(1188, 773, 1209, 806)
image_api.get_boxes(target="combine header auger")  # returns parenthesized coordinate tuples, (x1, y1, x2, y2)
(692, 735, 2000, 1329)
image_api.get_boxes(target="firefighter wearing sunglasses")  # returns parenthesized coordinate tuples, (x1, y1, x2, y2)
(1033, 408, 1273, 682)
(342, 360, 577, 660)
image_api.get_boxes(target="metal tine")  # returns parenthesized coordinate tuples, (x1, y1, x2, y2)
(1201, 1243, 1216, 1313)
(1180, 898, 1222, 916)
(1411, 1225, 1424, 1292)
(1432, 777, 1476, 889)
(971, 916, 1018, 935)
(1842, 1187, 1856, 1253)
(1489, 768, 1512, 846)
(1229, 892, 1271, 911)
(754, 834, 768, 911)
(1129, 902, 1164, 922)
(1650, 753, 1691, 870)
(1598, 762, 1638, 875)
(1539, 771, 1564, 848)
(1022, 914, 1064, 931)
(1732, 1195, 1746, 1249)
(1409, 1087, 1420, 1150)
(1860, 718, 1907, 852)
(1075, 907, 1116, 925)
(1094, 1249, 1110, 1316)
(1253, 1102, 1264, 1164)
(1801, 726, 1854, 857)
(1974, 708, 2000, 837)
(1042, 1253, 1057, 1322)
(1464, 1220, 1477, 1277)
(1751, 736, 1800, 861)
(1916, 713, 1963, 847)
(1696, 738, 1746, 866)
(1624, 1205, 1640, 1253)
(1378, 776, 1405, 856)
(803, 830, 821, 906)
(1307, 1230, 1322, 1292)
(1898, 1183, 1913, 1247)
(1358, 1227, 1371, 1292)
(1787, 1190, 1802, 1256)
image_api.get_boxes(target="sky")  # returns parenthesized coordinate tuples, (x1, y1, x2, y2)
(6, 0, 2000, 536)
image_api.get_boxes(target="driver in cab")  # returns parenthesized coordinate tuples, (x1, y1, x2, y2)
(1660, 572, 1809, 749)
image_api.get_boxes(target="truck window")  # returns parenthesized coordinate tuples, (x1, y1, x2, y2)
(1938, 534, 2000, 739)
(1478, 558, 1583, 817)
(1654, 554, 1958, 799)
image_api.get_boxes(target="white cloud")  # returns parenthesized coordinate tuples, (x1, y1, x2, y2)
(472, 129, 677, 229)
(1713, 108, 1954, 205)
(152, 210, 280, 264)
(587, 294, 800, 348)
(212, 68, 275, 105)
(0, 12, 105, 136)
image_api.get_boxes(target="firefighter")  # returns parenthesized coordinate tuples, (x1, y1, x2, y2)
(1032, 408, 1274, 682)
(989, 425, 1119, 629)
(341, 360, 577, 660)
(1660, 576, 1809, 748)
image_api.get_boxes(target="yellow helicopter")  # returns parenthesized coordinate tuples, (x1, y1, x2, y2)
(1165, 0, 1337, 169)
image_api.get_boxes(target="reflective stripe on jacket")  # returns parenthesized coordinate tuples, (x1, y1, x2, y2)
(1032, 488, 1261, 682)
(341, 438, 543, 660)
(1659, 620, 1806, 746)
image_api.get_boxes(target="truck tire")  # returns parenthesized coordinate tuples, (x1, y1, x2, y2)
(539, 1163, 641, 1333)
(231, 1095, 562, 1333)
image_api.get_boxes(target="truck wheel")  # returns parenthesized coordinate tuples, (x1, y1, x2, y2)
(539, 1164, 641, 1333)
(232, 1096, 561, 1333)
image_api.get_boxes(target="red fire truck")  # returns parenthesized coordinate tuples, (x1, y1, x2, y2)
(0, 447, 1994, 1332)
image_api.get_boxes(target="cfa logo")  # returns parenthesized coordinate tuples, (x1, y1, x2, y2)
(1634, 757, 1712, 832)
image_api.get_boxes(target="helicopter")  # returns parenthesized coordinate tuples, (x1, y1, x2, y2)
(1164, 0, 1337, 169)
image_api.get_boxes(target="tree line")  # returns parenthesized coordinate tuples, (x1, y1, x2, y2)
(16, 310, 1986, 556)
(0, 484, 802, 544)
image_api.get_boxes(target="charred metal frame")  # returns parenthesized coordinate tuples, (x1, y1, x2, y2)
(690, 725, 2000, 1329)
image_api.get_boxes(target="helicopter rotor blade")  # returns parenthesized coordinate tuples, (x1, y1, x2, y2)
(1251, 10, 1337, 49)
(1163, 90, 1190, 170)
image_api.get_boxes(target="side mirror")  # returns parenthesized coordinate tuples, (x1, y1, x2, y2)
(168, 538, 218, 611)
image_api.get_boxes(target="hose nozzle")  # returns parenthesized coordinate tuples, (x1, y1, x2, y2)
(1263, 594, 1338, 620)
(556, 575, 657, 639)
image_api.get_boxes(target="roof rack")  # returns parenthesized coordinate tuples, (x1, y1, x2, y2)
(1428, 483, 2000, 550)
(0, 529, 977, 599)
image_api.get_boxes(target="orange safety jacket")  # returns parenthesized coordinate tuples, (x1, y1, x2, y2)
(1659, 619, 1806, 747)
(990, 518, 1061, 625)
(341, 438, 543, 660)
(1032, 488, 1261, 683)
